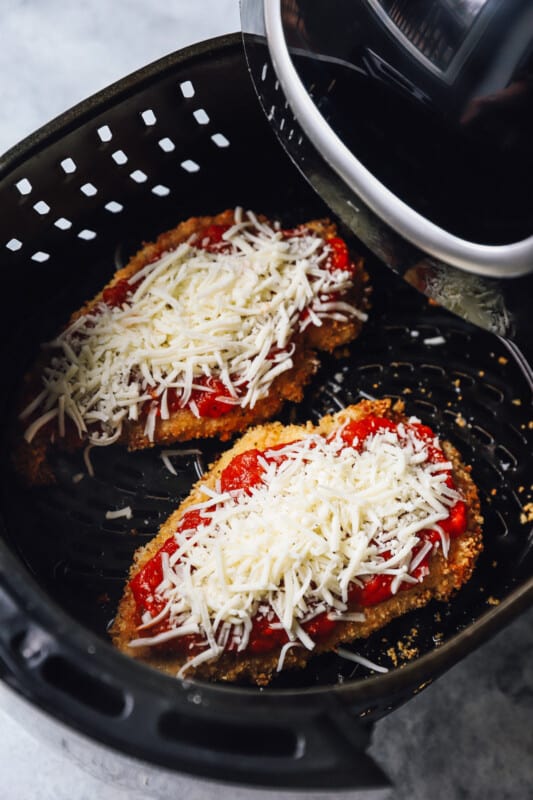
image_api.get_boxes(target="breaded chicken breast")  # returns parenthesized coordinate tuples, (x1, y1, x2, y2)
(111, 399, 483, 686)
(14, 208, 369, 484)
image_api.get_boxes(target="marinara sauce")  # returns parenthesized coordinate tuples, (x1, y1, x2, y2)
(129, 416, 467, 656)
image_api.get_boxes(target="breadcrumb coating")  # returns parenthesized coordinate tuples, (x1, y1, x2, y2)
(111, 399, 483, 686)
(14, 210, 369, 485)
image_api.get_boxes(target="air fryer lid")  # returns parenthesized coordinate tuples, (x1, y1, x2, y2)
(241, 1, 533, 346)
(0, 33, 532, 791)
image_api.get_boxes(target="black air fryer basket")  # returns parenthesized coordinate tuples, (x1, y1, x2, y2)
(0, 34, 532, 791)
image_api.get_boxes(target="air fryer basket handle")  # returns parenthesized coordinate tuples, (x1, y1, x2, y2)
(267, 709, 391, 789)
(0, 565, 389, 791)
(0, 613, 391, 791)
(150, 701, 392, 790)
(295, 708, 391, 789)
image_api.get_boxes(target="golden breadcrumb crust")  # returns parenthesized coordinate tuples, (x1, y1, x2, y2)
(13, 210, 370, 485)
(111, 398, 483, 686)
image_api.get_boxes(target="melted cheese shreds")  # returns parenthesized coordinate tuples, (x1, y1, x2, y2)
(336, 647, 389, 674)
(160, 448, 203, 476)
(105, 506, 133, 520)
(276, 641, 303, 672)
(22, 211, 363, 445)
(134, 425, 461, 658)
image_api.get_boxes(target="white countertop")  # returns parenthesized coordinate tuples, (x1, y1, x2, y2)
(1, 2, 532, 799)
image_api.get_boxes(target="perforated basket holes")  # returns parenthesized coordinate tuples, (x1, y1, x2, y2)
(244, 46, 345, 185)
(1, 70, 237, 272)
(0, 45, 325, 362)
(256, 60, 304, 150)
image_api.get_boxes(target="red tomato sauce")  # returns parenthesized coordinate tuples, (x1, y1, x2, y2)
(142, 376, 237, 423)
(101, 277, 133, 308)
(129, 416, 468, 656)
(99, 225, 357, 423)
(194, 223, 232, 252)
(166, 377, 236, 419)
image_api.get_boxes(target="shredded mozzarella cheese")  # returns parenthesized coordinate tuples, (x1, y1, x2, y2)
(336, 647, 389, 673)
(132, 425, 461, 661)
(105, 506, 133, 520)
(22, 211, 364, 446)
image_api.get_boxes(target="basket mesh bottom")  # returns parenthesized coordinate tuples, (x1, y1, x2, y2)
(3, 258, 532, 689)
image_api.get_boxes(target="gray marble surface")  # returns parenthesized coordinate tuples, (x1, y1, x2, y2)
(0, 0, 239, 155)
(1, 2, 532, 799)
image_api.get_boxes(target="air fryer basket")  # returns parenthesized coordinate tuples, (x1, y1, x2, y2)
(0, 34, 531, 790)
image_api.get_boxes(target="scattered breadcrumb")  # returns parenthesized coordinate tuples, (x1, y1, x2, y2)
(455, 414, 467, 428)
(403, 387, 412, 394)
(386, 628, 420, 666)
(397, 641, 419, 661)
(486, 596, 500, 606)
(478, 370, 485, 377)
(414, 680, 432, 694)
(498, 356, 508, 365)
(72, 472, 84, 484)
(512, 398, 522, 406)
(520, 502, 533, 524)
(335, 346, 351, 359)
(490, 488, 497, 496)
